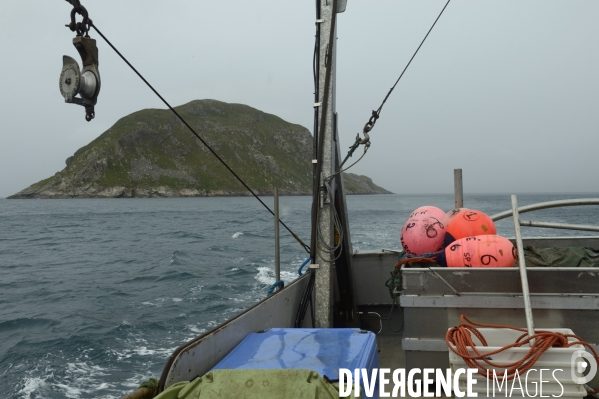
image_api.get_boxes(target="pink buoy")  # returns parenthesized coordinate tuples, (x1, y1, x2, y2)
(400, 207, 446, 255)
(408, 206, 446, 221)
(444, 235, 516, 268)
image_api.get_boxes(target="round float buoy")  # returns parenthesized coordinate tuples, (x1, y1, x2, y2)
(408, 206, 446, 221)
(400, 207, 446, 255)
(443, 209, 496, 247)
(438, 235, 516, 268)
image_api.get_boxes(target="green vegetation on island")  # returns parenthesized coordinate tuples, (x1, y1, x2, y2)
(9, 100, 391, 198)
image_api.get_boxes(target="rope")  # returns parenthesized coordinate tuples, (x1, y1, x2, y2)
(394, 256, 438, 269)
(446, 315, 599, 394)
(88, 22, 310, 254)
(297, 257, 311, 276)
(139, 378, 158, 392)
(386, 251, 446, 332)
(384, 270, 404, 333)
(119, 378, 157, 399)
(267, 280, 284, 296)
(394, 250, 441, 269)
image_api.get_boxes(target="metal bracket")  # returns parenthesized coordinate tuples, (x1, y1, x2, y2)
(315, 19, 324, 23)
(319, 173, 327, 209)
(313, 102, 322, 107)
(428, 268, 461, 296)
(381, 248, 402, 254)
(309, 264, 320, 269)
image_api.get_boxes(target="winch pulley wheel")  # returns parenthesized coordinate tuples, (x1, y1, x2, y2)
(60, 0, 100, 121)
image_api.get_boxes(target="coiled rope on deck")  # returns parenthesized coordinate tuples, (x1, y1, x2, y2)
(446, 315, 599, 394)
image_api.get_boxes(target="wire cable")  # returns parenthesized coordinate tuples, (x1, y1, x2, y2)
(324, 0, 451, 188)
(89, 23, 310, 253)
(324, 145, 368, 183)
(361, 0, 451, 135)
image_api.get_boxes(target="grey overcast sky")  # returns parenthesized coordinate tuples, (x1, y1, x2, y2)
(1, 0, 598, 198)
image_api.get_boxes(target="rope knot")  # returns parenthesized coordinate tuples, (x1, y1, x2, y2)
(551, 333, 569, 348)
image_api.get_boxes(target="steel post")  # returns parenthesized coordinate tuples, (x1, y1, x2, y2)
(274, 187, 280, 282)
(454, 169, 463, 208)
(511, 195, 536, 339)
(314, 0, 337, 328)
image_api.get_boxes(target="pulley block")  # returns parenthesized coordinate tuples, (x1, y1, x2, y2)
(59, 36, 101, 121)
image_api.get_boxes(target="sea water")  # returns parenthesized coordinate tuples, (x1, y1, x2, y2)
(1, 193, 598, 398)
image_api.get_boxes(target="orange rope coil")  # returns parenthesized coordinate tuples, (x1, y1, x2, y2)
(446, 315, 599, 394)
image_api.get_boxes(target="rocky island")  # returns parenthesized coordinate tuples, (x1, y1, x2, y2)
(9, 100, 391, 199)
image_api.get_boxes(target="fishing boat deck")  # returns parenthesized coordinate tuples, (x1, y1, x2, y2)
(377, 333, 405, 372)
(376, 333, 454, 397)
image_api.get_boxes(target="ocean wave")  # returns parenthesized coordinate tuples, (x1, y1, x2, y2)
(206, 245, 231, 252)
(117, 275, 157, 284)
(0, 318, 59, 333)
(169, 250, 190, 265)
(154, 271, 199, 282)
(18, 376, 49, 399)
(55, 361, 115, 398)
(226, 266, 253, 278)
(186, 325, 206, 335)
(254, 267, 299, 286)
(160, 231, 205, 242)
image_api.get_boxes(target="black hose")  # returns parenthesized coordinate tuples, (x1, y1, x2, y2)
(294, 270, 316, 327)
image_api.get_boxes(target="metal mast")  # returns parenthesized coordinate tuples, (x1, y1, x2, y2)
(311, 0, 348, 328)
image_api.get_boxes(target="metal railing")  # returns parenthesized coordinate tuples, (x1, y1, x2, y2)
(491, 198, 599, 232)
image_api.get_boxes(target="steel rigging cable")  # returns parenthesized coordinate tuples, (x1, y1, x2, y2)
(360, 0, 452, 136)
(62, 0, 310, 253)
(336, 0, 452, 176)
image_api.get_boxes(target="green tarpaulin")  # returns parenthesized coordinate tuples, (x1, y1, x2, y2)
(155, 369, 344, 399)
(524, 246, 599, 267)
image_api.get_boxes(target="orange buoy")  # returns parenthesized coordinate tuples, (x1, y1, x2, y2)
(440, 235, 516, 268)
(444, 208, 469, 226)
(443, 209, 496, 247)
(400, 208, 446, 255)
